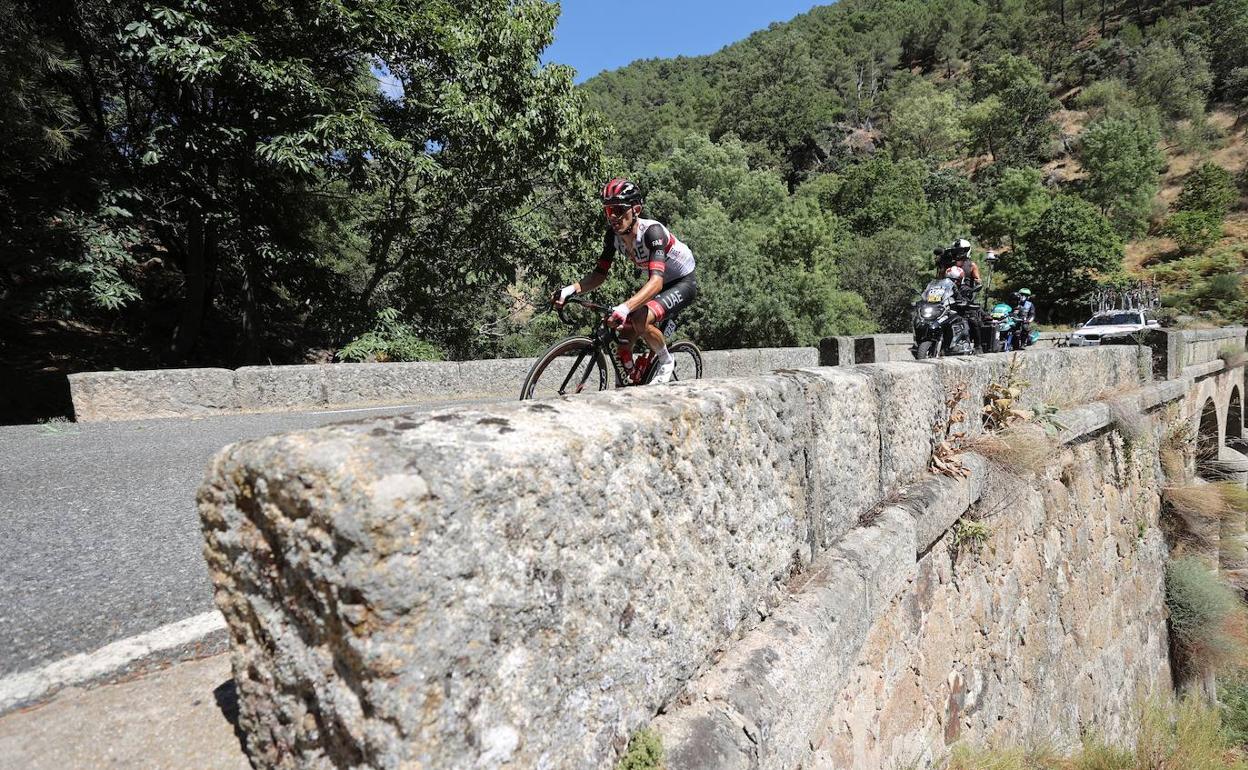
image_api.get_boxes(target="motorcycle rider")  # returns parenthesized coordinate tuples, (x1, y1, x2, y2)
(943, 265, 978, 353)
(935, 238, 987, 351)
(1012, 288, 1036, 347)
(935, 238, 983, 291)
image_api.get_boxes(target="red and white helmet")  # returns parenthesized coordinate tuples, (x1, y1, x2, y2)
(601, 178, 643, 207)
(946, 265, 965, 281)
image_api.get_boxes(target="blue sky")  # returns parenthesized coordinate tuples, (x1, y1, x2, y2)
(544, 1, 827, 82)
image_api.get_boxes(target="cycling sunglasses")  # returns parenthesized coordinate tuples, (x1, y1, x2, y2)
(603, 204, 633, 219)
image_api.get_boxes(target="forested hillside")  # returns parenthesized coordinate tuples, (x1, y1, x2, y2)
(584, 0, 1248, 335)
(3, 0, 1248, 421)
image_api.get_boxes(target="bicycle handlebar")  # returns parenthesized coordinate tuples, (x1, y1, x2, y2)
(556, 295, 614, 326)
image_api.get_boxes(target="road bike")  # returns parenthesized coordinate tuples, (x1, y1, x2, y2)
(519, 297, 703, 399)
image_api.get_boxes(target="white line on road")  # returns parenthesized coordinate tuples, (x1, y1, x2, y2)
(0, 611, 226, 712)
(313, 403, 427, 415)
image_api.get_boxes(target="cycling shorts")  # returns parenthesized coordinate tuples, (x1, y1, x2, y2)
(645, 272, 698, 324)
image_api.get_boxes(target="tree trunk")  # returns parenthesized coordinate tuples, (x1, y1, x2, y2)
(239, 251, 261, 363)
(170, 210, 207, 361)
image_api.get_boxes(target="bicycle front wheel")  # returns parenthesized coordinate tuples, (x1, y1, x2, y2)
(520, 337, 612, 400)
(668, 340, 703, 382)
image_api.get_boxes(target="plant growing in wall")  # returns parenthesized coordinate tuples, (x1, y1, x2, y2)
(952, 518, 991, 556)
(931, 381, 972, 479)
(981, 354, 1033, 432)
(1165, 557, 1248, 676)
(616, 729, 664, 770)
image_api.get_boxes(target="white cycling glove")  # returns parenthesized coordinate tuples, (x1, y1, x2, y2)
(557, 285, 577, 304)
(610, 303, 631, 326)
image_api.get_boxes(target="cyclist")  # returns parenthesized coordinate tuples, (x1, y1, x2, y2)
(552, 178, 698, 385)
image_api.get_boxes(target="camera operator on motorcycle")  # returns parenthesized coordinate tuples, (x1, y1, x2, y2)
(935, 238, 983, 291)
(934, 238, 987, 350)
(551, 178, 698, 385)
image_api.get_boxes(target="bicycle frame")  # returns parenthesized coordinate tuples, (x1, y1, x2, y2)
(565, 299, 661, 388)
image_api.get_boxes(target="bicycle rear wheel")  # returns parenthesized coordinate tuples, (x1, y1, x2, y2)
(520, 337, 612, 400)
(668, 340, 703, 382)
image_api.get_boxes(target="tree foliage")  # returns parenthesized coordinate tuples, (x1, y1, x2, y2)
(7, 0, 1246, 407)
(1013, 196, 1124, 321)
(1076, 115, 1165, 237)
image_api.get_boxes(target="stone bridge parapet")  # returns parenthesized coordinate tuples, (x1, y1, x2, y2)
(198, 343, 1211, 769)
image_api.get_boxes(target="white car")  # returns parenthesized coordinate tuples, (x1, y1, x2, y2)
(1068, 310, 1161, 346)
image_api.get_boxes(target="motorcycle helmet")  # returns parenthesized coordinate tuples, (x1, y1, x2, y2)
(945, 265, 965, 281)
(991, 302, 1012, 321)
(949, 238, 972, 259)
(1017, 288, 1032, 297)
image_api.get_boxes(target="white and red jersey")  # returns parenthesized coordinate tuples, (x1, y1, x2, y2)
(594, 218, 695, 283)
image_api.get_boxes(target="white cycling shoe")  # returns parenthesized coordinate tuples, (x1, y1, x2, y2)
(651, 358, 676, 384)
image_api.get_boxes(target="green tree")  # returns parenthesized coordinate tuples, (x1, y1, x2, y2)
(971, 166, 1053, 247)
(1076, 115, 1165, 237)
(854, 228, 933, 332)
(1163, 210, 1224, 255)
(1013, 196, 1124, 321)
(967, 54, 1059, 168)
(1130, 38, 1212, 124)
(807, 156, 931, 236)
(1208, 0, 1248, 107)
(884, 79, 969, 162)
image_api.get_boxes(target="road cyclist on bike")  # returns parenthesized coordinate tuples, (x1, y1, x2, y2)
(552, 178, 698, 385)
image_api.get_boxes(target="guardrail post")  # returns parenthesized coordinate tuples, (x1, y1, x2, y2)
(818, 336, 854, 366)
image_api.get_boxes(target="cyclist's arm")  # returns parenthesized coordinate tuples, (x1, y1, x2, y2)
(618, 224, 668, 313)
(570, 230, 616, 294)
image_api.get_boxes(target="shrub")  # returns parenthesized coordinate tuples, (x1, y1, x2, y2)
(1165, 557, 1248, 673)
(1164, 210, 1225, 255)
(337, 307, 445, 363)
(1178, 162, 1239, 218)
(617, 729, 664, 770)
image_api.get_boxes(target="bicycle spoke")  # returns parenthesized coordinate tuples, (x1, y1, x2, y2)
(556, 351, 590, 395)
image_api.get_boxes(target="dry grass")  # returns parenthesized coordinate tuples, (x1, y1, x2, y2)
(967, 424, 1054, 476)
(1167, 557, 1248, 675)
(1109, 399, 1150, 442)
(1219, 346, 1248, 369)
(1163, 482, 1231, 548)
(1220, 482, 1248, 515)
(949, 695, 1248, 770)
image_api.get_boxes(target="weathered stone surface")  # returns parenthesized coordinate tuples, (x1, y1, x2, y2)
(320, 361, 464, 406)
(200, 375, 839, 770)
(197, 345, 1170, 770)
(68, 368, 237, 421)
(234, 365, 327, 410)
(458, 357, 539, 398)
(810, 437, 1171, 768)
(754, 347, 818, 372)
(654, 508, 914, 770)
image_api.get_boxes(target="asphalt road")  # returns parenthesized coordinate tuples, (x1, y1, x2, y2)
(0, 400, 490, 677)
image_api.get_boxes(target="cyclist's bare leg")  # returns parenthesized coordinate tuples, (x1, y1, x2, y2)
(632, 308, 665, 356)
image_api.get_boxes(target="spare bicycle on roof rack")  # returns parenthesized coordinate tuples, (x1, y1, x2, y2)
(519, 296, 703, 400)
(1069, 281, 1162, 347)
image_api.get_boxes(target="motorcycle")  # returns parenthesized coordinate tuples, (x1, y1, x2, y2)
(991, 302, 1040, 351)
(912, 277, 979, 359)
(990, 302, 1016, 352)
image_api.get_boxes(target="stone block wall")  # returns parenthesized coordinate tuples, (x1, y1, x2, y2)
(68, 348, 819, 421)
(812, 437, 1170, 768)
(197, 346, 1160, 770)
